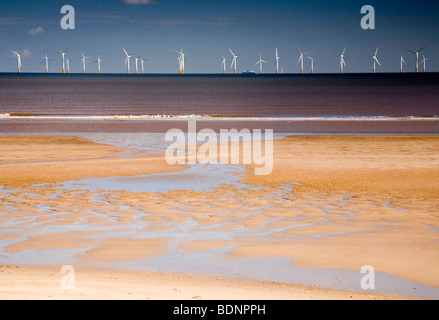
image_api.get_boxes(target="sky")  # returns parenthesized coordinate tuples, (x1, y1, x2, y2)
(1, 0, 438, 73)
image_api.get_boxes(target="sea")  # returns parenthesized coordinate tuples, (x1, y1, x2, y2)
(1, 72, 438, 134)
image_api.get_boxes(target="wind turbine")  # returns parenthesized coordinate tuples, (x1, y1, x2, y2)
(134, 55, 142, 74)
(174, 49, 185, 74)
(295, 46, 307, 74)
(307, 56, 314, 74)
(179, 49, 185, 74)
(406, 45, 427, 73)
(255, 53, 267, 74)
(372, 47, 381, 73)
(94, 56, 103, 74)
(400, 54, 406, 73)
(123, 48, 132, 74)
(140, 58, 146, 74)
(275, 48, 280, 74)
(229, 48, 238, 74)
(56, 47, 70, 74)
(420, 54, 429, 73)
(66, 57, 71, 74)
(42, 53, 50, 73)
(338, 47, 347, 74)
(221, 55, 226, 74)
(11, 50, 22, 73)
(80, 52, 89, 74)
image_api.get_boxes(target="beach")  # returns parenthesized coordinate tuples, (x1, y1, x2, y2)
(0, 133, 438, 299)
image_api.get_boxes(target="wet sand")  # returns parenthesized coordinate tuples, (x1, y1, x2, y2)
(0, 134, 438, 299)
(0, 265, 407, 300)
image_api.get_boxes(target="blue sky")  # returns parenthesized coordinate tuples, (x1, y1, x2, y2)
(1, 0, 438, 73)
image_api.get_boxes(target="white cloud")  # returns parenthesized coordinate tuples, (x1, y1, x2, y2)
(28, 26, 44, 35)
(21, 49, 31, 58)
(123, 0, 158, 4)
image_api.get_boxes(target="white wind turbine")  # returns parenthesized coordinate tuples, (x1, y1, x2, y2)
(123, 48, 132, 74)
(140, 58, 146, 74)
(221, 55, 226, 74)
(56, 47, 70, 74)
(400, 54, 406, 73)
(94, 56, 103, 74)
(80, 52, 89, 74)
(307, 56, 314, 74)
(66, 57, 71, 73)
(295, 46, 307, 74)
(42, 53, 51, 73)
(338, 47, 347, 74)
(174, 49, 185, 74)
(11, 50, 22, 73)
(179, 49, 185, 74)
(134, 56, 142, 74)
(255, 53, 267, 74)
(406, 45, 427, 73)
(275, 48, 280, 74)
(372, 47, 381, 73)
(229, 48, 238, 74)
(420, 54, 429, 73)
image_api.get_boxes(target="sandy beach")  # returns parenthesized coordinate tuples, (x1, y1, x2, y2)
(0, 134, 438, 299)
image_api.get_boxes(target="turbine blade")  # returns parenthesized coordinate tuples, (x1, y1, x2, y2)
(375, 47, 379, 56)
(123, 48, 128, 56)
(342, 47, 347, 55)
(406, 48, 416, 54)
(418, 45, 428, 52)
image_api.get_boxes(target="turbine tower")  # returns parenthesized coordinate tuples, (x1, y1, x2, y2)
(275, 48, 280, 74)
(134, 56, 141, 74)
(42, 53, 50, 73)
(406, 45, 427, 73)
(400, 54, 406, 73)
(94, 56, 102, 74)
(229, 48, 238, 74)
(66, 57, 71, 74)
(221, 55, 226, 74)
(420, 54, 429, 73)
(174, 49, 185, 74)
(80, 53, 89, 74)
(56, 47, 70, 74)
(140, 58, 146, 74)
(180, 49, 185, 74)
(338, 47, 347, 74)
(254, 53, 267, 74)
(11, 50, 22, 73)
(295, 46, 307, 74)
(307, 56, 314, 74)
(123, 48, 132, 74)
(372, 47, 381, 73)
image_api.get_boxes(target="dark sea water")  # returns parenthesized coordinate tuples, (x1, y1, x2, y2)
(1, 73, 438, 133)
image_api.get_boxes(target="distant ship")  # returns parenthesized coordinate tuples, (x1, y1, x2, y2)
(242, 70, 256, 75)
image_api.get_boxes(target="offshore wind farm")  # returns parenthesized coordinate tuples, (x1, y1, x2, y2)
(3, 43, 436, 75)
(1, 0, 439, 303)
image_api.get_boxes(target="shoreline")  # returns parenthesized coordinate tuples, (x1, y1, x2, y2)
(0, 264, 413, 300)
